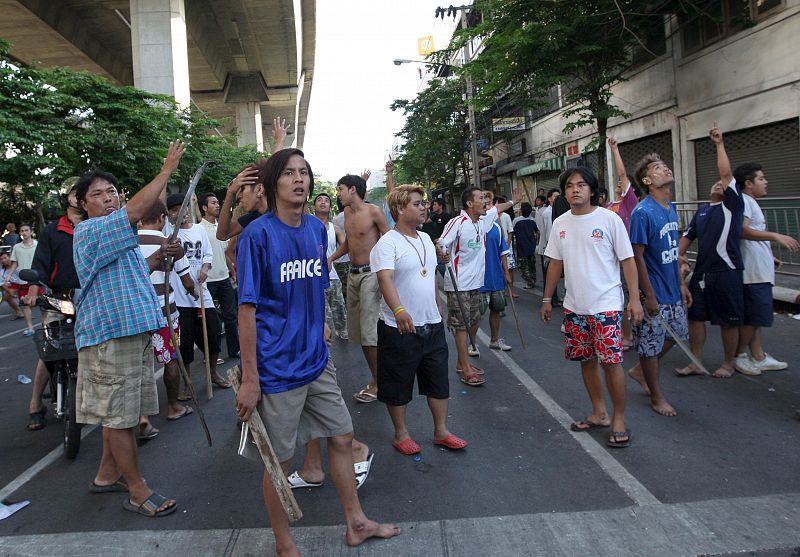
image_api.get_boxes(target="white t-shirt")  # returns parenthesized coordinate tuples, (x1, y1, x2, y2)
(198, 218, 230, 282)
(537, 206, 553, 255)
(370, 229, 441, 327)
(137, 229, 191, 322)
(740, 193, 774, 285)
(11, 240, 37, 271)
(437, 206, 499, 291)
(499, 211, 513, 244)
(333, 212, 350, 263)
(169, 223, 214, 308)
(325, 221, 340, 281)
(545, 207, 634, 315)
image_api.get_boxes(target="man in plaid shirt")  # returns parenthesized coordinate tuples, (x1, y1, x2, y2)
(73, 141, 185, 518)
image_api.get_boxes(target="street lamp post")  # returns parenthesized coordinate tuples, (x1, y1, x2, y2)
(393, 58, 481, 190)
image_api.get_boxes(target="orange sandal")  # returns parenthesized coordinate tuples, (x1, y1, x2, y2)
(434, 434, 468, 450)
(458, 372, 485, 386)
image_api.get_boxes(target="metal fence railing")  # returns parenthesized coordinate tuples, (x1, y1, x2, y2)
(673, 197, 800, 281)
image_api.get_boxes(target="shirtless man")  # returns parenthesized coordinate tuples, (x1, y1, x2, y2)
(329, 175, 390, 402)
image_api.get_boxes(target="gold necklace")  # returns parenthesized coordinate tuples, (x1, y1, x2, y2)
(395, 228, 428, 277)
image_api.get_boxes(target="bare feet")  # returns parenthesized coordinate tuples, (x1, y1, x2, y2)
(628, 364, 651, 395)
(712, 365, 734, 378)
(650, 398, 677, 417)
(275, 540, 301, 557)
(675, 363, 704, 377)
(352, 439, 369, 463)
(345, 519, 402, 547)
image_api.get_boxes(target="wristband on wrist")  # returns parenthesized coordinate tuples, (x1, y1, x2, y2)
(542, 298, 552, 303)
(392, 306, 406, 316)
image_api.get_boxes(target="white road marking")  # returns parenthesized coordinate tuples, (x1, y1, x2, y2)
(475, 328, 661, 507)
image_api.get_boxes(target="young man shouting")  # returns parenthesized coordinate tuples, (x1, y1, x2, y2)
(371, 184, 467, 455)
(235, 149, 399, 555)
(541, 168, 643, 448)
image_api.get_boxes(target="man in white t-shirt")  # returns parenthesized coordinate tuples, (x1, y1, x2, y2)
(8, 223, 37, 336)
(541, 168, 643, 449)
(199, 192, 239, 359)
(733, 163, 800, 375)
(166, 194, 230, 393)
(314, 193, 348, 339)
(371, 185, 467, 455)
(436, 187, 521, 386)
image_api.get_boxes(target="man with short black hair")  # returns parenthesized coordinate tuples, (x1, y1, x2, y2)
(512, 202, 538, 288)
(734, 162, 800, 375)
(198, 191, 239, 359)
(429, 198, 450, 241)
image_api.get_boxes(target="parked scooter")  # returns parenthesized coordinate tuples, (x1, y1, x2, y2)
(19, 269, 82, 458)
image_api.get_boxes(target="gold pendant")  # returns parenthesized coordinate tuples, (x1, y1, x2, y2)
(420, 268, 428, 277)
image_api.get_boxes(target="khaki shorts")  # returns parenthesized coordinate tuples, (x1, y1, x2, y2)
(76, 333, 158, 429)
(446, 289, 482, 330)
(346, 271, 380, 346)
(253, 359, 353, 463)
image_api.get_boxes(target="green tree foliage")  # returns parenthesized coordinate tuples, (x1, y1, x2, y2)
(438, 0, 669, 188)
(0, 39, 263, 229)
(390, 77, 470, 192)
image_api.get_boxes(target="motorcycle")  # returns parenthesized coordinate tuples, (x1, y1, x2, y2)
(19, 269, 82, 459)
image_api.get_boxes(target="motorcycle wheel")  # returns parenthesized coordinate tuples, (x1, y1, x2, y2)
(64, 375, 81, 459)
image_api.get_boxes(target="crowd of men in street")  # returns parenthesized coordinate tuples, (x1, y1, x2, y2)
(6, 120, 798, 556)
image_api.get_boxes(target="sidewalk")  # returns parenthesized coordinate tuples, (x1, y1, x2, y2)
(1, 492, 798, 556)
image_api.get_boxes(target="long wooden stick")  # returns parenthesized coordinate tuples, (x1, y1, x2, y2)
(199, 291, 213, 400)
(228, 365, 302, 522)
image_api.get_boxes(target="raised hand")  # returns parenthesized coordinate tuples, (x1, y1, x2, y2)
(162, 140, 185, 174)
(607, 136, 618, 149)
(709, 125, 723, 144)
(360, 168, 371, 182)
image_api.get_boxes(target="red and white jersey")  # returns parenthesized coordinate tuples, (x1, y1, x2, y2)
(437, 206, 498, 291)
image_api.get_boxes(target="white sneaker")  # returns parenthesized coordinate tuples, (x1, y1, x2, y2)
(752, 353, 788, 371)
(734, 354, 762, 376)
(468, 346, 480, 357)
(490, 339, 512, 351)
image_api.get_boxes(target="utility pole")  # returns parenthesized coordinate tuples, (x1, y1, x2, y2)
(436, 4, 480, 190)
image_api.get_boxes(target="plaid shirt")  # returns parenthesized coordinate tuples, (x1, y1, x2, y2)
(73, 207, 164, 350)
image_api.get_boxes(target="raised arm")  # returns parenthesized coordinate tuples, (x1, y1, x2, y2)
(127, 141, 185, 224)
(608, 137, 630, 190)
(709, 125, 733, 187)
(495, 188, 523, 215)
(385, 159, 394, 194)
(218, 167, 258, 241)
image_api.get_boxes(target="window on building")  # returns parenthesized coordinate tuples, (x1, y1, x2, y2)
(679, 0, 784, 55)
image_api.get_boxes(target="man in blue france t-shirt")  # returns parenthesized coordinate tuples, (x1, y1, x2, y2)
(627, 148, 693, 418)
(677, 127, 744, 379)
(234, 149, 400, 553)
(481, 195, 513, 353)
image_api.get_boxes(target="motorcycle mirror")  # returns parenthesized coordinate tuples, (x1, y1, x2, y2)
(19, 269, 41, 283)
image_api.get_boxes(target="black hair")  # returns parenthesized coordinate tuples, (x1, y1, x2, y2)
(198, 192, 218, 215)
(546, 188, 560, 202)
(74, 170, 119, 205)
(432, 198, 445, 209)
(257, 148, 314, 211)
(18, 222, 32, 231)
(140, 200, 168, 225)
(461, 187, 482, 210)
(733, 163, 764, 191)
(337, 175, 366, 200)
(313, 193, 332, 207)
(521, 202, 533, 217)
(558, 167, 600, 206)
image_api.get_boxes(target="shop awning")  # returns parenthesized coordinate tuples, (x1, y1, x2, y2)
(517, 158, 563, 177)
(495, 160, 529, 175)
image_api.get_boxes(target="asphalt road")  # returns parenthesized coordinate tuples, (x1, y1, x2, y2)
(0, 283, 799, 556)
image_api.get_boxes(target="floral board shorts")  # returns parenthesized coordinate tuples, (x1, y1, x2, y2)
(563, 310, 623, 364)
(152, 315, 180, 365)
(633, 303, 688, 358)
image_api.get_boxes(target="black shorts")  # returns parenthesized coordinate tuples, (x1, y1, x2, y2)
(177, 305, 222, 364)
(377, 320, 449, 406)
(687, 269, 744, 327)
(743, 282, 774, 327)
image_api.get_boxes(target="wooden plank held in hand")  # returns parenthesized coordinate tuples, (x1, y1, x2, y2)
(228, 365, 303, 522)
(199, 293, 213, 400)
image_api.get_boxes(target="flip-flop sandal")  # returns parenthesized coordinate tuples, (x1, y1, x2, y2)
(434, 434, 468, 450)
(136, 423, 159, 440)
(177, 392, 192, 402)
(354, 453, 374, 489)
(392, 438, 421, 455)
(607, 430, 632, 448)
(456, 366, 484, 375)
(167, 406, 194, 421)
(353, 387, 378, 403)
(27, 406, 47, 431)
(287, 471, 323, 489)
(458, 372, 485, 386)
(89, 477, 128, 493)
(570, 419, 610, 432)
(122, 492, 177, 517)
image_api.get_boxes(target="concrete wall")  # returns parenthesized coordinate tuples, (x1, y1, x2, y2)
(523, 1, 800, 202)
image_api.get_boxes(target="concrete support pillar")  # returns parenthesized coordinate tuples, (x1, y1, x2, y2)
(235, 102, 264, 151)
(130, 0, 191, 109)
